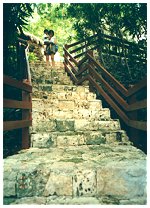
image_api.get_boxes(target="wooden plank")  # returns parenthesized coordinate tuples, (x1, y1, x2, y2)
(74, 45, 98, 59)
(88, 76, 129, 123)
(88, 64, 128, 110)
(127, 77, 147, 97)
(76, 64, 88, 76)
(67, 34, 98, 48)
(88, 76, 146, 131)
(63, 58, 78, 74)
(3, 120, 32, 131)
(78, 56, 88, 67)
(4, 99, 32, 109)
(69, 39, 98, 54)
(127, 99, 147, 111)
(100, 38, 145, 53)
(4, 75, 32, 93)
(22, 91, 31, 149)
(101, 33, 146, 51)
(77, 75, 89, 85)
(87, 52, 128, 96)
(63, 47, 78, 66)
(74, 51, 87, 59)
(64, 62, 78, 83)
(128, 120, 147, 131)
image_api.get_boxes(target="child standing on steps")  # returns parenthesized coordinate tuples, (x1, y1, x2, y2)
(44, 29, 57, 68)
(43, 29, 50, 56)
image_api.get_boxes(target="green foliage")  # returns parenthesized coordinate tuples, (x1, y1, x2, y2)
(3, 3, 33, 158)
(26, 3, 77, 56)
(28, 52, 38, 62)
(67, 3, 147, 43)
(67, 3, 147, 86)
(3, 3, 33, 77)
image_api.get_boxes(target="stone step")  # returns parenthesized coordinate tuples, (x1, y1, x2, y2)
(31, 118, 121, 133)
(32, 76, 72, 84)
(4, 195, 147, 205)
(37, 84, 90, 93)
(32, 71, 72, 79)
(33, 108, 110, 121)
(32, 98, 103, 111)
(30, 61, 64, 67)
(32, 77, 73, 86)
(30, 130, 129, 148)
(4, 145, 146, 205)
(32, 89, 95, 100)
(32, 90, 97, 103)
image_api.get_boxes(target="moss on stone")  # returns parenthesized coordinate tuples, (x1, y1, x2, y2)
(86, 136, 106, 145)
(59, 158, 84, 164)
(89, 145, 112, 152)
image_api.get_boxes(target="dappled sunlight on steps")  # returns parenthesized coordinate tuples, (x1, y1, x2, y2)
(3, 61, 147, 205)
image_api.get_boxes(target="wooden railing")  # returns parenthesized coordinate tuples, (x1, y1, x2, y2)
(3, 75, 32, 149)
(65, 32, 146, 63)
(3, 32, 43, 150)
(63, 33, 147, 133)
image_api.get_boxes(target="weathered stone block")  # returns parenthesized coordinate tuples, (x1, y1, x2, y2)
(86, 133, 106, 145)
(3, 169, 17, 197)
(32, 120, 56, 132)
(16, 168, 50, 198)
(46, 196, 99, 204)
(9, 196, 46, 205)
(57, 135, 78, 146)
(31, 133, 55, 148)
(16, 172, 37, 197)
(74, 100, 90, 109)
(56, 119, 74, 132)
(52, 110, 73, 119)
(89, 100, 102, 109)
(44, 172, 73, 196)
(57, 92, 67, 100)
(73, 169, 96, 196)
(76, 86, 88, 93)
(97, 160, 146, 199)
(86, 92, 96, 100)
(74, 120, 120, 131)
(93, 109, 110, 120)
(39, 85, 52, 92)
(58, 101, 74, 110)
(78, 92, 87, 100)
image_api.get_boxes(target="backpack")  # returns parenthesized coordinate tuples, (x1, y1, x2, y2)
(55, 44, 58, 52)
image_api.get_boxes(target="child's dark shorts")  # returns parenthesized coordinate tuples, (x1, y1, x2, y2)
(45, 44, 56, 55)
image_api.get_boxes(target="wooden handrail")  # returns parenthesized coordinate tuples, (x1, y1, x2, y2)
(64, 62, 78, 83)
(88, 76, 129, 123)
(3, 32, 43, 153)
(74, 45, 98, 59)
(66, 34, 97, 49)
(63, 32, 147, 134)
(88, 64, 128, 109)
(86, 52, 128, 96)
(4, 75, 32, 93)
(4, 99, 32, 109)
(64, 57, 78, 74)
(63, 46, 78, 66)
(3, 120, 32, 131)
(127, 77, 147, 97)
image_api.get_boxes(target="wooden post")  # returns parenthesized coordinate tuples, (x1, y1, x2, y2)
(88, 50, 95, 92)
(22, 91, 31, 149)
(64, 44, 69, 73)
(128, 94, 139, 145)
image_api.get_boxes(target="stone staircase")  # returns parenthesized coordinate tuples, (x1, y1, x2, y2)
(3, 61, 147, 205)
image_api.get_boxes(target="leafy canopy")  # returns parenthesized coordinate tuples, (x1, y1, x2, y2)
(26, 3, 77, 55)
(67, 3, 147, 43)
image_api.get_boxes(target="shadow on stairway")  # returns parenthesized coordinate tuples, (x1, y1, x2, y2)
(3, 60, 147, 205)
